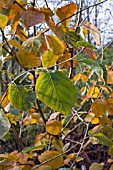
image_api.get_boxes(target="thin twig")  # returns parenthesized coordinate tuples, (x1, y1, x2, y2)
(36, 99, 46, 125)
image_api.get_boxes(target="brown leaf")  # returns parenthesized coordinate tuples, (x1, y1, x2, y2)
(106, 98, 113, 115)
(91, 99, 107, 117)
(46, 120, 62, 136)
(107, 70, 113, 84)
(56, 3, 78, 27)
(0, 0, 14, 8)
(49, 112, 60, 121)
(19, 9, 45, 29)
(84, 47, 96, 59)
(38, 150, 64, 169)
(83, 22, 101, 46)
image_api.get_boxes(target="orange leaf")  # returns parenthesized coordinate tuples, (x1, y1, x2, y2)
(83, 22, 101, 46)
(73, 73, 81, 84)
(106, 98, 113, 115)
(46, 120, 62, 136)
(91, 99, 107, 117)
(81, 74, 88, 82)
(38, 150, 64, 169)
(84, 47, 96, 59)
(19, 9, 45, 29)
(9, 2, 22, 20)
(56, 3, 78, 27)
(107, 70, 113, 84)
(87, 86, 95, 97)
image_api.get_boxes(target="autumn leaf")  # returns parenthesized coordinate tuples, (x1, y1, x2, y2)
(83, 22, 101, 46)
(91, 99, 107, 117)
(84, 47, 96, 59)
(0, 14, 8, 30)
(19, 9, 45, 29)
(80, 26, 88, 37)
(46, 120, 62, 135)
(46, 35, 65, 55)
(0, 0, 14, 8)
(106, 98, 113, 115)
(9, 2, 22, 20)
(38, 150, 64, 169)
(107, 70, 113, 84)
(56, 3, 78, 26)
(73, 73, 81, 84)
(89, 162, 103, 170)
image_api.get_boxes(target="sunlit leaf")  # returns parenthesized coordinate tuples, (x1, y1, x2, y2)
(89, 162, 103, 170)
(46, 35, 65, 55)
(38, 150, 64, 169)
(19, 9, 45, 29)
(73, 73, 81, 84)
(0, 14, 8, 30)
(83, 22, 101, 46)
(87, 86, 95, 97)
(8, 39, 23, 49)
(81, 74, 88, 82)
(56, 3, 78, 26)
(80, 26, 88, 37)
(91, 99, 107, 117)
(16, 49, 41, 68)
(9, 2, 22, 20)
(91, 117, 99, 124)
(46, 120, 62, 135)
(0, 109, 10, 139)
(11, 14, 20, 34)
(16, 25, 27, 41)
(35, 70, 78, 115)
(42, 51, 60, 68)
(8, 84, 36, 112)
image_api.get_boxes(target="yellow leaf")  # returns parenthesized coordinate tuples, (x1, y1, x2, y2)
(91, 117, 99, 124)
(42, 51, 60, 68)
(38, 150, 64, 169)
(83, 22, 101, 46)
(56, 3, 78, 27)
(84, 47, 96, 59)
(81, 74, 88, 82)
(8, 39, 23, 50)
(73, 73, 81, 84)
(87, 86, 95, 97)
(91, 99, 107, 117)
(16, 26, 27, 41)
(80, 26, 88, 37)
(16, 49, 40, 68)
(0, 14, 8, 30)
(80, 86, 86, 95)
(46, 120, 62, 136)
(46, 35, 65, 55)
(11, 14, 19, 34)
(9, 2, 22, 20)
(92, 87, 100, 98)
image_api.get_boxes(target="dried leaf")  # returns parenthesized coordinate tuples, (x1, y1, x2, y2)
(19, 9, 45, 29)
(83, 22, 101, 46)
(84, 47, 96, 59)
(106, 98, 113, 115)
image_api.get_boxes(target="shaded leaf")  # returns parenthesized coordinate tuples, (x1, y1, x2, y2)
(22, 34, 44, 53)
(56, 3, 78, 26)
(0, 109, 10, 139)
(35, 70, 78, 115)
(8, 84, 36, 112)
(89, 162, 103, 170)
(22, 144, 46, 154)
(36, 165, 52, 170)
(42, 51, 60, 68)
(52, 138, 63, 152)
(83, 22, 101, 46)
(46, 35, 65, 55)
(79, 58, 103, 78)
(106, 98, 113, 115)
(16, 49, 41, 68)
(91, 99, 107, 117)
(38, 150, 64, 169)
(0, 0, 14, 8)
(84, 47, 96, 59)
(19, 9, 45, 29)
(0, 14, 8, 30)
(46, 120, 62, 136)
(94, 133, 113, 147)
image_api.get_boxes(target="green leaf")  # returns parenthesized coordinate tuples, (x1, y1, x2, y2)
(22, 144, 46, 153)
(0, 14, 8, 30)
(0, 109, 10, 139)
(89, 162, 103, 170)
(42, 51, 60, 68)
(79, 58, 103, 78)
(76, 40, 96, 49)
(93, 133, 113, 147)
(35, 70, 78, 115)
(8, 84, 36, 112)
